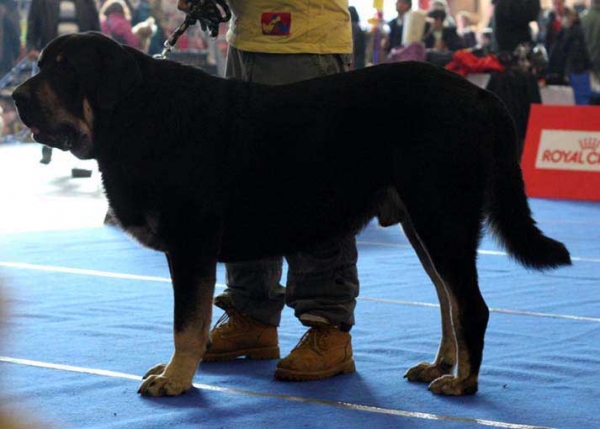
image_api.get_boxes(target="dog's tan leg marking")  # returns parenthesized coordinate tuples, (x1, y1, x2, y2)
(138, 275, 214, 397)
(427, 292, 479, 396)
(401, 220, 457, 384)
(405, 227, 478, 395)
(383, 189, 457, 383)
(406, 236, 480, 395)
(378, 188, 480, 395)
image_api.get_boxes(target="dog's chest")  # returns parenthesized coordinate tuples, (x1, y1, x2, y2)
(124, 211, 167, 252)
(99, 166, 169, 251)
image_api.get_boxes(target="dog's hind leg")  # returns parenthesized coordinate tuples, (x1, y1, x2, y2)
(397, 192, 489, 396)
(426, 255, 488, 396)
(379, 189, 457, 382)
(401, 217, 457, 384)
(138, 250, 215, 397)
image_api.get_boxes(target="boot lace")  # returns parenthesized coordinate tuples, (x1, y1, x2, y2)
(293, 326, 333, 352)
(214, 308, 247, 333)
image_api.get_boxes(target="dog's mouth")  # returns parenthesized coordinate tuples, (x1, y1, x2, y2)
(19, 111, 92, 158)
(15, 106, 62, 148)
(31, 124, 82, 152)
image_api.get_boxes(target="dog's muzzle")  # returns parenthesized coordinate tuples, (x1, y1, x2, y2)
(12, 86, 34, 127)
(12, 85, 74, 151)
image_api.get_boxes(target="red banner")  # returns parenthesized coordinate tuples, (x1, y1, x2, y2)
(521, 104, 600, 201)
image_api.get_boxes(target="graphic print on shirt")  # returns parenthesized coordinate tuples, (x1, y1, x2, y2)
(261, 12, 291, 36)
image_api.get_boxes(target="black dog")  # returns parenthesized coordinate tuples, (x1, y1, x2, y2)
(12, 32, 571, 398)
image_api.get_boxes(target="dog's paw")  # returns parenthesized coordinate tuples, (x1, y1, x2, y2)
(143, 363, 167, 378)
(428, 375, 478, 396)
(404, 362, 451, 383)
(137, 364, 192, 397)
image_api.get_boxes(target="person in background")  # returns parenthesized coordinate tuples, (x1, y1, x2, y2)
(26, 0, 100, 166)
(573, 0, 588, 16)
(177, 0, 359, 382)
(100, 0, 141, 48)
(489, 0, 543, 158)
(131, 0, 166, 56)
(429, 0, 455, 26)
(26, 0, 100, 58)
(422, 9, 463, 52)
(581, 0, 600, 96)
(546, 6, 592, 104)
(474, 27, 494, 55)
(364, 10, 384, 65)
(456, 10, 477, 49)
(382, 0, 412, 56)
(349, 6, 366, 69)
(492, 0, 540, 53)
(0, 0, 21, 76)
(538, 0, 567, 53)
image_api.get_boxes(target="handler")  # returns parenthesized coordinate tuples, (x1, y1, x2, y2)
(178, 0, 358, 381)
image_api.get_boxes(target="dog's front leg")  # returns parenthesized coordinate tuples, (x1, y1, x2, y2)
(138, 251, 215, 397)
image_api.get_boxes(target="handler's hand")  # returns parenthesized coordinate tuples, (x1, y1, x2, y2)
(27, 50, 40, 61)
(177, 0, 191, 12)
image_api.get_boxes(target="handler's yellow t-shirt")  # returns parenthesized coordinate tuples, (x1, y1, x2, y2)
(226, 0, 352, 54)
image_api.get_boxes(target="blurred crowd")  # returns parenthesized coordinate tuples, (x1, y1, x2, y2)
(0, 0, 599, 140)
(350, 0, 599, 104)
(0, 0, 598, 86)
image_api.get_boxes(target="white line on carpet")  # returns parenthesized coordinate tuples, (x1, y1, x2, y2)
(0, 356, 552, 429)
(356, 241, 600, 263)
(1, 261, 598, 323)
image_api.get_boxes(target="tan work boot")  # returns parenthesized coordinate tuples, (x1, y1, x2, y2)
(203, 308, 280, 362)
(274, 325, 356, 381)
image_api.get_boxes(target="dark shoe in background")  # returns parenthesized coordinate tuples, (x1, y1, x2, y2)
(71, 168, 92, 178)
(40, 146, 52, 164)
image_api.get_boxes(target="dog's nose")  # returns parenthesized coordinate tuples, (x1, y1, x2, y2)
(12, 85, 31, 106)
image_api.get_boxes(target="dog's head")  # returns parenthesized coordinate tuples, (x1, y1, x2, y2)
(12, 32, 143, 159)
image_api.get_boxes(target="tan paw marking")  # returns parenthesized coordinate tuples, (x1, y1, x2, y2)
(404, 361, 452, 383)
(138, 363, 192, 397)
(428, 374, 478, 396)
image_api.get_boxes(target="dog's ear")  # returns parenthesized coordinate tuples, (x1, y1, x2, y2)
(95, 45, 143, 111)
(64, 32, 143, 111)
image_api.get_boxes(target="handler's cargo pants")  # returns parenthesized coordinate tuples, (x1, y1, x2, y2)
(216, 47, 359, 331)
(216, 234, 359, 331)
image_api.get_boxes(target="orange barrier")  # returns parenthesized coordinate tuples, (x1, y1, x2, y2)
(521, 104, 600, 201)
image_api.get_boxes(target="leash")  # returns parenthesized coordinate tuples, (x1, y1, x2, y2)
(154, 0, 231, 60)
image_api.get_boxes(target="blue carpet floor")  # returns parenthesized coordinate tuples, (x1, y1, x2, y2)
(0, 198, 598, 429)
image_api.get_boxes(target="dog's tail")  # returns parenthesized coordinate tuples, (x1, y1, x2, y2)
(485, 101, 571, 270)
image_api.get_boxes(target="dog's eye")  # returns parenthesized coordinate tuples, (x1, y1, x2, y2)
(53, 60, 73, 75)
(50, 61, 78, 92)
